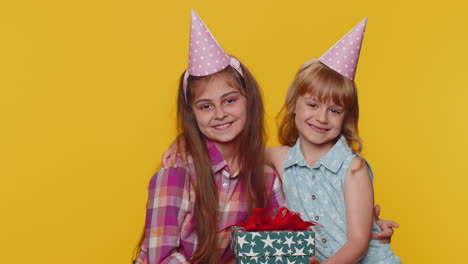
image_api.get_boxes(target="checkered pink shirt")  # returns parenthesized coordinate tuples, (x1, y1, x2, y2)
(135, 140, 285, 264)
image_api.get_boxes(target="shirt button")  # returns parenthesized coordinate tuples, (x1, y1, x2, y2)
(222, 182, 228, 188)
(322, 238, 327, 243)
(315, 216, 320, 221)
(311, 195, 316, 200)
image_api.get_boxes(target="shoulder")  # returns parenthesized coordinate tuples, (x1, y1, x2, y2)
(149, 158, 193, 190)
(346, 156, 371, 181)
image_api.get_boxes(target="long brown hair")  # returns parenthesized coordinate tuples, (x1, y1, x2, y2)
(177, 59, 268, 263)
(277, 59, 363, 153)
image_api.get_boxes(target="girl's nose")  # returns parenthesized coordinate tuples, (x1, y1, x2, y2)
(317, 109, 328, 123)
(215, 107, 227, 119)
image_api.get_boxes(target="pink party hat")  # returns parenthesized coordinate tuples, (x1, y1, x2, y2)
(188, 10, 231, 76)
(319, 18, 368, 80)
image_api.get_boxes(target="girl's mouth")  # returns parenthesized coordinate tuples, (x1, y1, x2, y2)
(309, 124, 329, 134)
(213, 121, 234, 130)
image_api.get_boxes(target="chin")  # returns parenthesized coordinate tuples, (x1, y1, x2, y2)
(216, 134, 241, 144)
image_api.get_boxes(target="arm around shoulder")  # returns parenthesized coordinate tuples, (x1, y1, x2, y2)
(265, 146, 289, 178)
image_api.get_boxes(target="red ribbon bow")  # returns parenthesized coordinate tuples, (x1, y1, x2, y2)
(223, 206, 318, 232)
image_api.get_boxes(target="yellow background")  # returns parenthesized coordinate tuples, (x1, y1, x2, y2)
(1, 0, 467, 263)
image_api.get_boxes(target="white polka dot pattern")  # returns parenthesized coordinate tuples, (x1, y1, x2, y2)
(319, 18, 367, 80)
(188, 10, 230, 76)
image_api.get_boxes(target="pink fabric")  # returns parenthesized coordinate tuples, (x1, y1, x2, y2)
(134, 140, 285, 264)
(319, 18, 368, 80)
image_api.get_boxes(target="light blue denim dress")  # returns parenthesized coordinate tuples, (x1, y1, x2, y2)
(282, 136, 401, 263)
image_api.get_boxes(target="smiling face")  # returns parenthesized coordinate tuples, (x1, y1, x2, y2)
(190, 75, 247, 147)
(294, 94, 345, 151)
(278, 60, 362, 152)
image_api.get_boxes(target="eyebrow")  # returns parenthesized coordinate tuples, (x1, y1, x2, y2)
(302, 96, 344, 108)
(193, 91, 241, 105)
(302, 95, 317, 101)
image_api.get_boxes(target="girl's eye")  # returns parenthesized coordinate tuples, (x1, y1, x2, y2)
(199, 104, 212, 110)
(308, 103, 318, 108)
(225, 97, 237, 104)
(330, 108, 342, 114)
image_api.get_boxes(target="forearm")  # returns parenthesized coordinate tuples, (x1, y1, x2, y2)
(323, 238, 369, 264)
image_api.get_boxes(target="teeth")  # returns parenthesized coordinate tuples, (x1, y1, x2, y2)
(215, 123, 231, 129)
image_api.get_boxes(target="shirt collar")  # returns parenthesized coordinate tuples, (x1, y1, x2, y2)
(205, 139, 238, 178)
(283, 135, 352, 174)
(313, 135, 352, 173)
(284, 138, 310, 169)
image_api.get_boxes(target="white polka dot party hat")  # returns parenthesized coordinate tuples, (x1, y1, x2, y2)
(319, 18, 367, 80)
(188, 10, 231, 76)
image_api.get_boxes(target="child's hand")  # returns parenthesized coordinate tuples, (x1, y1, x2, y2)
(372, 204, 399, 244)
(309, 257, 321, 264)
(162, 136, 188, 169)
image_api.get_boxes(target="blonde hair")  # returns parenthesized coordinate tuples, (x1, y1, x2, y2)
(277, 59, 363, 153)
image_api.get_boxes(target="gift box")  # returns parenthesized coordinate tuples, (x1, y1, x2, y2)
(227, 207, 318, 264)
(231, 226, 315, 264)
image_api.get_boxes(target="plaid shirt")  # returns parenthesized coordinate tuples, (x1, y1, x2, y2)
(135, 140, 285, 264)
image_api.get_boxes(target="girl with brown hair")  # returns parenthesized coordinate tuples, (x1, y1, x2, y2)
(134, 11, 284, 264)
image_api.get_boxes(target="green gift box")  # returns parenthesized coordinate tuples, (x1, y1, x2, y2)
(231, 226, 315, 264)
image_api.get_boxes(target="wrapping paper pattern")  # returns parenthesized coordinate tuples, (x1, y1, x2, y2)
(231, 227, 315, 264)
